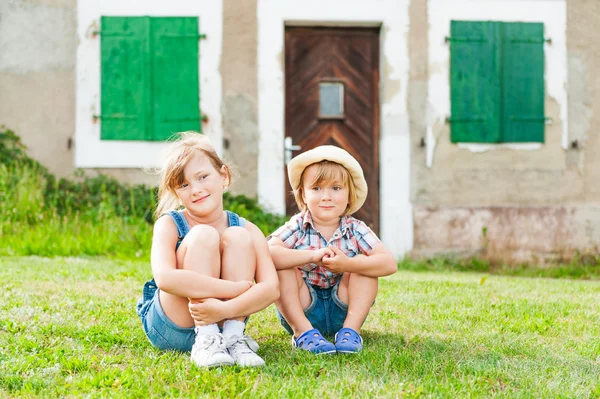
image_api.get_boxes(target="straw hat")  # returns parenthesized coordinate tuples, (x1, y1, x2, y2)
(287, 145, 368, 215)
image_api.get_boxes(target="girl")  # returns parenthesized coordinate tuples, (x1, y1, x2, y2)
(268, 145, 397, 354)
(137, 132, 279, 368)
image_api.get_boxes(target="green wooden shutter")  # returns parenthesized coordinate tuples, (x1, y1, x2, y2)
(450, 21, 501, 143)
(501, 22, 545, 143)
(100, 17, 150, 140)
(151, 17, 201, 141)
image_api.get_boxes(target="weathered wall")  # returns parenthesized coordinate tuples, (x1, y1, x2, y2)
(414, 206, 600, 262)
(409, 0, 600, 261)
(221, 0, 259, 196)
(408, 0, 428, 201)
(572, 0, 600, 201)
(0, 0, 76, 177)
(417, 0, 572, 206)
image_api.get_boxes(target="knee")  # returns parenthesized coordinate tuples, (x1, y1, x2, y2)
(346, 273, 377, 284)
(363, 274, 379, 287)
(340, 273, 378, 296)
(186, 225, 220, 247)
(221, 226, 252, 249)
(277, 267, 302, 281)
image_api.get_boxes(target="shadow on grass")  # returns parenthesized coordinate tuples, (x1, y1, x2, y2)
(121, 327, 599, 398)
(255, 330, 461, 375)
(256, 329, 592, 382)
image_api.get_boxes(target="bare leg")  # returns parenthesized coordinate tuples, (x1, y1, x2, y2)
(159, 225, 221, 328)
(275, 268, 313, 337)
(337, 273, 378, 332)
(219, 227, 267, 367)
(219, 227, 256, 323)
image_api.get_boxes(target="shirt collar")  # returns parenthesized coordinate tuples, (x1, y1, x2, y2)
(339, 215, 351, 236)
(302, 211, 351, 237)
(302, 210, 315, 230)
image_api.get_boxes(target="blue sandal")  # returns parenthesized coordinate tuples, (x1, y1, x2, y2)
(334, 327, 363, 353)
(293, 329, 336, 354)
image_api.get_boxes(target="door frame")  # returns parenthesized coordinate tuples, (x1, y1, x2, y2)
(256, 0, 413, 257)
(283, 26, 381, 233)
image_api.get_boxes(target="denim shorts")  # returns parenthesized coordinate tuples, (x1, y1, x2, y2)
(136, 279, 195, 352)
(276, 278, 349, 337)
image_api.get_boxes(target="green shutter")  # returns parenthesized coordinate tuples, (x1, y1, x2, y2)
(450, 21, 501, 143)
(150, 17, 201, 141)
(100, 17, 150, 140)
(501, 22, 545, 143)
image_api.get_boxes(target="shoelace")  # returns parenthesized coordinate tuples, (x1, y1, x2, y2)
(225, 335, 260, 354)
(193, 333, 227, 353)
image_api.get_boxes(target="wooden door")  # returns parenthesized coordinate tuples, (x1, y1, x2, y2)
(284, 27, 380, 233)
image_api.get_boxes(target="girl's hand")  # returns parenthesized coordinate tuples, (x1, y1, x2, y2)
(188, 298, 230, 326)
(322, 246, 349, 273)
(230, 280, 254, 298)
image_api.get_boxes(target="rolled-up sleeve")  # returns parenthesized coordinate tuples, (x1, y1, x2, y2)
(268, 214, 302, 249)
(354, 221, 381, 255)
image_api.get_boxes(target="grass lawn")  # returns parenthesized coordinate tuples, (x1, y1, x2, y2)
(1, 257, 599, 398)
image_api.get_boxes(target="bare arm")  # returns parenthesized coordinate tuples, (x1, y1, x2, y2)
(151, 216, 251, 300)
(348, 243, 398, 276)
(268, 237, 326, 270)
(323, 243, 397, 277)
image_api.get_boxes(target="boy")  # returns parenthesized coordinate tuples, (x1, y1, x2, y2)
(268, 145, 397, 354)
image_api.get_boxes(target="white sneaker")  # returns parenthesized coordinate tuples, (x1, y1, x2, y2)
(190, 333, 234, 368)
(224, 334, 265, 367)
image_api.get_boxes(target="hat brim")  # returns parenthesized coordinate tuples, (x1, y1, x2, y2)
(287, 145, 368, 215)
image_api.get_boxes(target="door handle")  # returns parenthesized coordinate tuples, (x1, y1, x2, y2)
(284, 137, 301, 164)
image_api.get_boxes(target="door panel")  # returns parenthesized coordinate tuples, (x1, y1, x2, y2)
(284, 27, 380, 233)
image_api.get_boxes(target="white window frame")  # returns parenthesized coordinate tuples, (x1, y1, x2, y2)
(427, 0, 568, 157)
(75, 0, 223, 168)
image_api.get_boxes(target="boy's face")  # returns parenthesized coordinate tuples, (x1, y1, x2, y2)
(301, 164, 350, 224)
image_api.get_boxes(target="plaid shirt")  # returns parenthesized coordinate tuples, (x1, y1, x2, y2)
(269, 211, 381, 288)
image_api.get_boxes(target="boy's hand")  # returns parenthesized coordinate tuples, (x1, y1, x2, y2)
(311, 247, 334, 267)
(322, 246, 350, 273)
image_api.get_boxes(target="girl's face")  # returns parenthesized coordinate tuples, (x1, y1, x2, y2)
(301, 164, 350, 224)
(175, 150, 228, 216)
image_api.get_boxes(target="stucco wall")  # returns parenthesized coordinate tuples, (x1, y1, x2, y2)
(571, 0, 600, 202)
(410, 0, 600, 260)
(417, 0, 572, 207)
(0, 0, 77, 178)
(221, 0, 259, 197)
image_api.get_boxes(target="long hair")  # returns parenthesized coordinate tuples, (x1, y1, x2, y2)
(154, 132, 232, 219)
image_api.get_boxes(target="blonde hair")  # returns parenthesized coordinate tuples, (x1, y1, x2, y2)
(293, 161, 357, 216)
(154, 131, 232, 218)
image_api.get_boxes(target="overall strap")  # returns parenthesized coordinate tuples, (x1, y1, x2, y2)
(167, 210, 189, 243)
(226, 210, 246, 227)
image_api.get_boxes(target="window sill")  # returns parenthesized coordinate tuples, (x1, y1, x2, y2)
(456, 143, 543, 153)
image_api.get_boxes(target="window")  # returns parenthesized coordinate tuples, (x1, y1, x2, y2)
(319, 81, 344, 118)
(449, 21, 545, 143)
(99, 16, 202, 141)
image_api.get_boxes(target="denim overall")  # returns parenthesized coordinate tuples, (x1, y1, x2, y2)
(136, 210, 245, 352)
